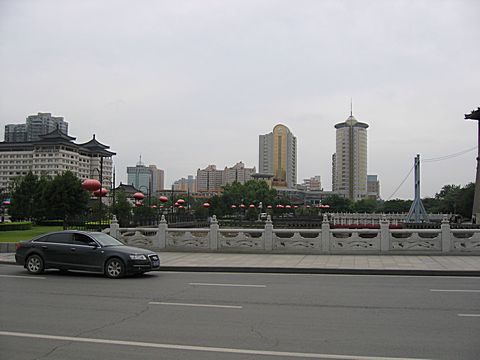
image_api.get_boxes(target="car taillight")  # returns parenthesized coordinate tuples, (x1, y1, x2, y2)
(15, 242, 24, 250)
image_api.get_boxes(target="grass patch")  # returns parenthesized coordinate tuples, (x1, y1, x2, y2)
(0, 226, 63, 243)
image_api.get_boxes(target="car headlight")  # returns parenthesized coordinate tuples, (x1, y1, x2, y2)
(129, 254, 147, 260)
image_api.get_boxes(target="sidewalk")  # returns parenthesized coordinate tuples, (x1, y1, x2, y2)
(2, 252, 480, 276)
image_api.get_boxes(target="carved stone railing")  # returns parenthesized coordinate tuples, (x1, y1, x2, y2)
(106, 215, 480, 255)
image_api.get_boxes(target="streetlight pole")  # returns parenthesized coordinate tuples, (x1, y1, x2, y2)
(465, 107, 480, 223)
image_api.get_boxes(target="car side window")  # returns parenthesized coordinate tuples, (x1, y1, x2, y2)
(73, 234, 94, 246)
(44, 233, 72, 244)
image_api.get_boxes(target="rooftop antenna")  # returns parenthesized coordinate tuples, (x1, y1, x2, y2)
(137, 154, 143, 166)
(350, 98, 353, 116)
(405, 154, 429, 223)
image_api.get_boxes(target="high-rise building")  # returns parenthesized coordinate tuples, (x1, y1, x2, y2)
(127, 158, 164, 195)
(0, 129, 115, 191)
(332, 111, 369, 201)
(222, 161, 256, 186)
(149, 165, 165, 193)
(196, 165, 223, 192)
(173, 176, 196, 192)
(4, 113, 69, 143)
(302, 176, 322, 191)
(367, 174, 380, 200)
(259, 124, 297, 188)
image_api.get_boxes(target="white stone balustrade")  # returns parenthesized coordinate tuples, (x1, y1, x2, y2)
(108, 215, 480, 255)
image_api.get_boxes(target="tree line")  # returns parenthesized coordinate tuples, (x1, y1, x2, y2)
(3, 172, 475, 222)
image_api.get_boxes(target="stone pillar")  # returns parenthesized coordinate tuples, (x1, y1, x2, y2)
(380, 214, 390, 252)
(321, 213, 330, 253)
(156, 215, 167, 249)
(264, 215, 273, 251)
(441, 216, 451, 253)
(209, 215, 219, 251)
(109, 215, 120, 239)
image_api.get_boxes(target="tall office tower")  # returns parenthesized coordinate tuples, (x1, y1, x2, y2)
(196, 165, 223, 192)
(4, 124, 27, 142)
(259, 124, 297, 188)
(148, 165, 165, 193)
(127, 158, 151, 193)
(332, 111, 369, 201)
(222, 162, 256, 186)
(26, 113, 69, 141)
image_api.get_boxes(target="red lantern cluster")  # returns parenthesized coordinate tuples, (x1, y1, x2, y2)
(82, 179, 101, 192)
(93, 188, 108, 197)
(133, 192, 145, 200)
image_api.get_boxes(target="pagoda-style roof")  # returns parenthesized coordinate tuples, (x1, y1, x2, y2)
(78, 134, 116, 157)
(37, 128, 76, 142)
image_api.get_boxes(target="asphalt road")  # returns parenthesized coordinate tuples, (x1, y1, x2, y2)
(1, 264, 479, 360)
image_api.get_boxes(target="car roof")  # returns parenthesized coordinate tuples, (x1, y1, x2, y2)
(31, 230, 103, 241)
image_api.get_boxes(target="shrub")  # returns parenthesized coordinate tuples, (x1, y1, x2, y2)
(0, 222, 33, 231)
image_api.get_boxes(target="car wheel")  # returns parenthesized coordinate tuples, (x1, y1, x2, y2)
(26, 254, 44, 275)
(105, 258, 125, 279)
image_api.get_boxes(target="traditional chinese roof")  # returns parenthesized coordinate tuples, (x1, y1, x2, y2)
(78, 134, 116, 156)
(37, 128, 76, 142)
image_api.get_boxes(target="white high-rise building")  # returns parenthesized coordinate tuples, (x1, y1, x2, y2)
(196, 165, 223, 192)
(259, 124, 297, 188)
(332, 112, 369, 201)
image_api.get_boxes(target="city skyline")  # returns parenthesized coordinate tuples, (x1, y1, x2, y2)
(0, 0, 478, 199)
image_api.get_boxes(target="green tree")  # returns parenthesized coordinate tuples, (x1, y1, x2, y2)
(352, 198, 379, 213)
(112, 190, 132, 225)
(43, 171, 89, 220)
(9, 172, 39, 220)
(321, 195, 353, 212)
(380, 199, 412, 213)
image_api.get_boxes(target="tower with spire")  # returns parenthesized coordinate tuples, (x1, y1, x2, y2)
(332, 103, 369, 201)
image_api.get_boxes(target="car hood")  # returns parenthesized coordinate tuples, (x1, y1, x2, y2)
(106, 245, 156, 255)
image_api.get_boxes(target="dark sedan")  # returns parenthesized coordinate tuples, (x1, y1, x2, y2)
(15, 230, 160, 278)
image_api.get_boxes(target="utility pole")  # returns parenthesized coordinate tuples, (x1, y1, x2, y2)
(465, 107, 480, 223)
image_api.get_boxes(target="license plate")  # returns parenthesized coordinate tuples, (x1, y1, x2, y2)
(152, 260, 160, 267)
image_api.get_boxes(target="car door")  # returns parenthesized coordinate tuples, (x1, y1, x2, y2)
(69, 233, 104, 271)
(35, 233, 73, 268)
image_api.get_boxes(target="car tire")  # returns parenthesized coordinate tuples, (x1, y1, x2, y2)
(105, 258, 125, 279)
(26, 254, 44, 275)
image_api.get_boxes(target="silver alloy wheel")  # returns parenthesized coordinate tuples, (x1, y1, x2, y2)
(106, 259, 124, 278)
(27, 255, 43, 274)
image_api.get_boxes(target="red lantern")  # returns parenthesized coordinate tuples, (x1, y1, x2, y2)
(174, 202, 179, 207)
(178, 205, 185, 209)
(151, 205, 157, 209)
(285, 205, 291, 209)
(133, 192, 145, 200)
(134, 201, 143, 207)
(239, 204, 246, 209)
(93, 188, 108, 197)
(231, 204, 237, 209)
(159, 196, 168, 203)
(177, 199, 185, 205)
(324, 204, 330, 209)
(82, 179, 101, 192)
(267, 205, 272, 209)
(203, 202, 210, 208)
(249, 204, 255, 209)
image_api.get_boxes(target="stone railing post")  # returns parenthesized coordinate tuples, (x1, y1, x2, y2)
(321, 214, 330, 253)
(380, 214, 390, 252)
(156, 215, 167, 249)
(264, 215, 273, 251)
(441, 216, 451, 253)
(209, 215, 219, 251)
(109, 215, 120, 239)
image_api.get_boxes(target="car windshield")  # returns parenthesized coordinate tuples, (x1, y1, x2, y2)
(90, 233, 124, 247)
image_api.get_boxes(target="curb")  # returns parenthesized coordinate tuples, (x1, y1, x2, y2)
(2, 260, 480, 277)
(158, 266, 480, 277)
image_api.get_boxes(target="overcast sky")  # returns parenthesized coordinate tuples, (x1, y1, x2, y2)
(0, 0, 479, 199)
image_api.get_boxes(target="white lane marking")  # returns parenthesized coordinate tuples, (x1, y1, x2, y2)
(0, 331, 433, 360)
(430, 289, 480, 293)
(189, 282, 266, 288)
(149, 302, 242, 309)
(0, 274, 46, 280)
(458, 314, 480, 317)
